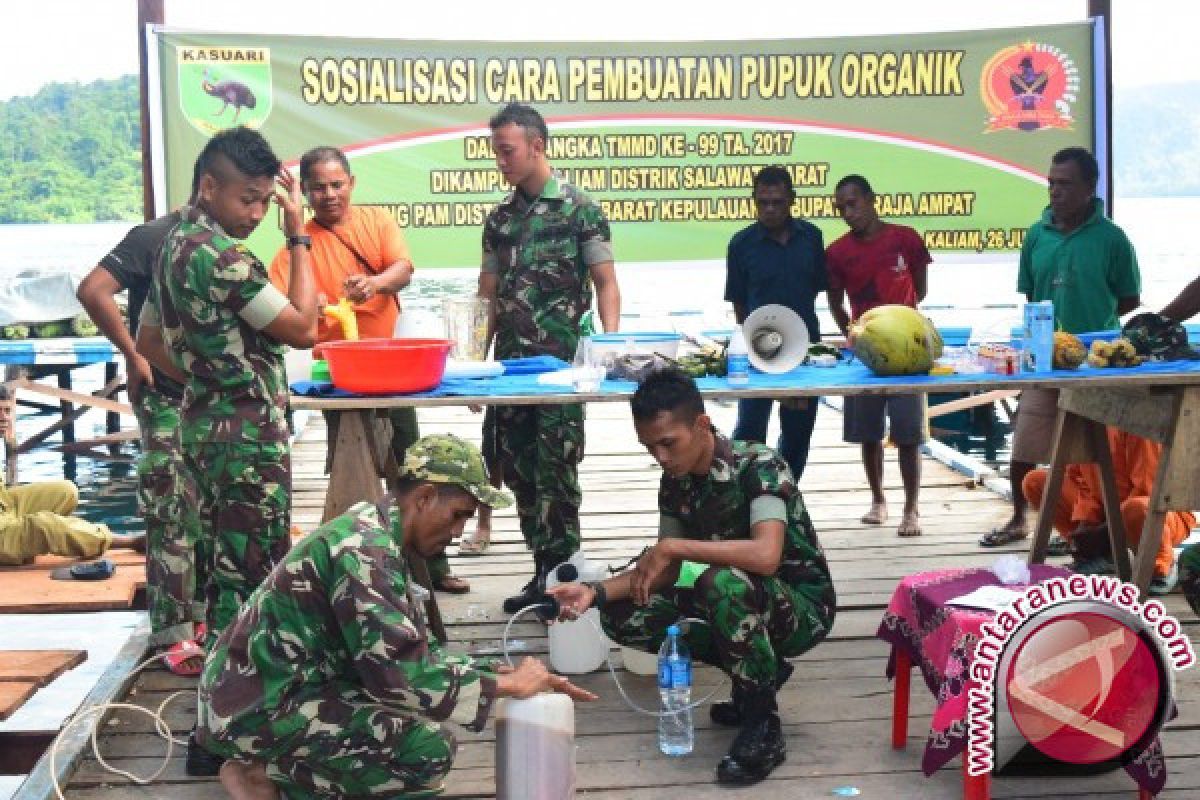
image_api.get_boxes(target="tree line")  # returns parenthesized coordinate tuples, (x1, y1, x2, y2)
(0, 76, 141, 223)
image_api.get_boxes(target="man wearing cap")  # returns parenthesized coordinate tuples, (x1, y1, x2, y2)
(197, 434, 595, 800)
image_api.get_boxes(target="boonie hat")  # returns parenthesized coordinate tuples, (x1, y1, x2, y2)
(398, 433, 513, 509)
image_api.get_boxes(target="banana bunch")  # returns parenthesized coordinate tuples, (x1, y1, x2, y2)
(676, 343, 728, 378)
(323, 298, 359, 341)
(1086, 337, 1145, 368)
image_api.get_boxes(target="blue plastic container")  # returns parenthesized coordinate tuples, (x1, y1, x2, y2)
(936, 327, 972, 347)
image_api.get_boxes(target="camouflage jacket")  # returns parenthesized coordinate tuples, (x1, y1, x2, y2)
(659, 432, 836, 608)
(150, 204, 290, 445)
(482, 174, 612, 361)
(200, 499, 498, 731)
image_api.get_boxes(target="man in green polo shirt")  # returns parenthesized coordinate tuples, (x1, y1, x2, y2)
(983, 146, 1141, 549)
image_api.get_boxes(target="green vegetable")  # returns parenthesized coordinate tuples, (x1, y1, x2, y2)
(2, 324, 29, 340)
(71, 313, 99, 337)
(31, 321, 71, 338)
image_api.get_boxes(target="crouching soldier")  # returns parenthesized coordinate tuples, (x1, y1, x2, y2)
(549, 369, 836, 786)
(197, 434, 595, 799)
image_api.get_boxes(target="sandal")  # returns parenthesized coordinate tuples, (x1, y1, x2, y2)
(434, 574, 471, 594)
(162, 639, 205, 677)
(979, 527, 1029, 547)
(1046, 534, 1071, 557)
(458, 527, 491, 556)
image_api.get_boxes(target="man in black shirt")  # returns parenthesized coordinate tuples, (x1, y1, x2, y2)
(724, 166, 827, 481)
(77, 212, 206, 675)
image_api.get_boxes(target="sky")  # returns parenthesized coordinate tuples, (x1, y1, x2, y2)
(0, 0, 1189, 101)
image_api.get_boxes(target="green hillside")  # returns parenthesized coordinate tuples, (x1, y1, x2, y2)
(0, 75, 1195, 224)
(0, 76, 141, 223)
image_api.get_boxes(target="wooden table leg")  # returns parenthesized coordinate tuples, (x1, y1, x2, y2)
(322, 409, 448, 643)
(1029, 409, 1076, 564)
(892, 647, 911, 749)
(1085, 418, 1132, 582)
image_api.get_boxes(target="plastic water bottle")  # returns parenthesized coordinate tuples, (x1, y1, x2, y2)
(657, 624, 694, 755)
(726, 326, 750, 386)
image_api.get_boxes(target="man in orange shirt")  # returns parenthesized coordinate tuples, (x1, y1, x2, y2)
(270, 146, 468, 594)
(1022, 428, 1193, 596)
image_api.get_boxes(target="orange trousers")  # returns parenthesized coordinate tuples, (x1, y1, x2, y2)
(1023, 469, 1190, 577)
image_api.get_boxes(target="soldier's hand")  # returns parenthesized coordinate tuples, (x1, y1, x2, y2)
(631, 543, 672, 606)
(126, 353, 155, 404)
(497, 657, 597, 702)
(275, 168, 305, 238)
(546, 583, 595, 620)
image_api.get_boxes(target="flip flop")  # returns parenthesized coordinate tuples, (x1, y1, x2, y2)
(1046, 534, 1071, 557)
(434, 574, 471, 594)
(979, 527, 1029, 547)
(162, 639, 205, 677)
(458, 528, 491, 556)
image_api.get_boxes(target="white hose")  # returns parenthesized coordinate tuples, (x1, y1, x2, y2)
(49, 653, 194, 800)
(503, 605, 728, 717)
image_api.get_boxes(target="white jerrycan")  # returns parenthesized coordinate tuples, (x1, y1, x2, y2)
(545, 553, 611, 674)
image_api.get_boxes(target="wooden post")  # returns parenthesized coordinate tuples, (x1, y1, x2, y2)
(138, 0, 165, 221)
(1089, 0, 1114, 211)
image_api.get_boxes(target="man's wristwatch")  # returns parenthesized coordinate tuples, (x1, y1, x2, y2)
(286, 234, 312, 250)
(584, 581, 607, 610)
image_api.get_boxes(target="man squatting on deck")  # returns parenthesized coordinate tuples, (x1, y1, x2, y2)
(197, 435, 595, 799)
(551, 369, 836, 785)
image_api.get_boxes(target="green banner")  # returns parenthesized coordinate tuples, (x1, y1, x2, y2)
(155, 24, 1095, 266)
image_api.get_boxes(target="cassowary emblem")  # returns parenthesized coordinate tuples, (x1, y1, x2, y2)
(202, 69, 257, 122)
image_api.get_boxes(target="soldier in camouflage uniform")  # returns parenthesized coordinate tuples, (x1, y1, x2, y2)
(198, 434, 595, 800)
(550, 369, 836, 787)
(78, 211, 207, 663)
(141, 127, 317, 648)
(138, 128, 319, 775)
(478, 103, 621, 613)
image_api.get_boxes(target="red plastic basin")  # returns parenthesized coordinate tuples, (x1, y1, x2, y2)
(319, 338, 453, 395)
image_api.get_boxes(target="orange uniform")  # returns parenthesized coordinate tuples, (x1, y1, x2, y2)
(1023, 428, 1195, 577)
(269, 206, 411, 343)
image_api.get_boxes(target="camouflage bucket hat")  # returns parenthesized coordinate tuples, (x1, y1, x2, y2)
(1121, 312, 1200, 361)
(399, 433, 513, 509)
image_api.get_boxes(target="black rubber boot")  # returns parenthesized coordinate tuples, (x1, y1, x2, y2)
(502, 555, 553, 614)
(710, 660, 794, 728)
(185, 729, 226, 777)
(715, 692, 786, 786)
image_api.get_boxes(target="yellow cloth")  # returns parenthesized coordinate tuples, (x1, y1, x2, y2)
(0, 479, 113, 566)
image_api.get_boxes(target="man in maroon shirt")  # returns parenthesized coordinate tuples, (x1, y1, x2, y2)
(826, 175, 931, 537)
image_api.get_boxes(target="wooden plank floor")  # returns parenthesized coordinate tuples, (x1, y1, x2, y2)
(63, 401, 1200, 799)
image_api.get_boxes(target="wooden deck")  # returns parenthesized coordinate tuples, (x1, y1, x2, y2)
(58, 401, 1200, 799)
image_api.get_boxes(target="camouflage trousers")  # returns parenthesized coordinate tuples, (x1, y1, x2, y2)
(1180, 542, 1200, 619)
(135, 389, 206, 648)
(185, 441, 292, 646)
(484, 403, 584, 563)
(198, 681, 453, 799)
(602, 566, 835, 695)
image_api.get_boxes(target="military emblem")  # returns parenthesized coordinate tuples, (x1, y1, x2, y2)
(981, 42, 1078, 132)
(177, 45, 273, 135)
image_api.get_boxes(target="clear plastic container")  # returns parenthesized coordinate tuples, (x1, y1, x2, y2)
(496, 693, 576, 799)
